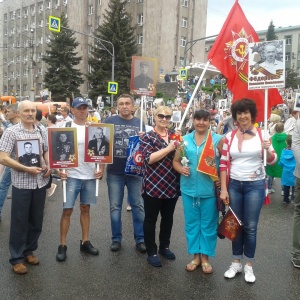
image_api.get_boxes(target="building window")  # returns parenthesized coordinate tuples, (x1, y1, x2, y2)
(137, 13, 143, 25)
(4, 72, 7, 78)
(24, 8, 28, 17)
(30, 5, 35, 15)
(16, 70, 20, 77)
(63, 0, 68, 5)
(55, 0, 60, 6)
(137, 34, 143, 44)
(89, 25, 93, 34)
(137, 0, 143, 3)
(4, 29, 8, 36)
(46, 1, 51, 9)
(16, 41, 20, 47)
(4, 13, 7, 21)
(96, 16, 101, 27)
(89, 5, 94, 15)
(16, 56, 20, 62)
(182, 17, 188, 28)
(23, 84, 28, 90)
(286, 37, 292, 45)
(38, 68, 42, 75)
(10, 11, 15, 20)
(38, 20, 44, 27)
(24, 24, 29, 31)
(180, 36, 186, 47)
(180, 57, 184, 67)
(16, 9, 21, 18)
(285, 53, 291, 61)
(98, 0, 102, 5)
(182, 0, 188, 7)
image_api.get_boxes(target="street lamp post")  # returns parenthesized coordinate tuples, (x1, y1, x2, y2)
(30, 28, 35, 101)
(61, 26, 115, 107)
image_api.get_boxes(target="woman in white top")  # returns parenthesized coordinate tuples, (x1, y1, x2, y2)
(219, 98, 277, 283)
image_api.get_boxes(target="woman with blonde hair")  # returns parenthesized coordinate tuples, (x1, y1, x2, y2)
(140, 106, 180, 267)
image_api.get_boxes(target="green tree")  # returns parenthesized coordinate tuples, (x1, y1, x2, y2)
(43, 12, 84, 101)
(266, 20, 278, 41)
(286, 68, 298, 89)
(87, 0, 137, 100)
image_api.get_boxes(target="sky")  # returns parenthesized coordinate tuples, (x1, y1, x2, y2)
(206, 0, 300, 36)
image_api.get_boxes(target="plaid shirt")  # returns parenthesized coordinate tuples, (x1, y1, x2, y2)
(0, 122, 49, 189)
(140, 130, 180, 199)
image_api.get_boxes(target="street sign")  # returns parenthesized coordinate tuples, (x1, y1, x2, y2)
(108, 82, 118, 94)
(179, 68, 187, 79)
(49, 16, 61, 32)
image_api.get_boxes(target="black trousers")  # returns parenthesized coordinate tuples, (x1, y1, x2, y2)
(9, 185, 47, 265)
(142, 193, 178, 256)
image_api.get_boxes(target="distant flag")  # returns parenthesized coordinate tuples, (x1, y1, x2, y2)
(207, 0, 282, 122)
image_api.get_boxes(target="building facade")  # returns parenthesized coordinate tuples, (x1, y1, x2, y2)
(0, 0, 207, 99)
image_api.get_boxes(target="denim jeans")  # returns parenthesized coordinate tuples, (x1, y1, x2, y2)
(292, 177, 300, 259)
(228, 178, 265, 260)
(0, 167, 12, 216)
(106, 173, 145, 243)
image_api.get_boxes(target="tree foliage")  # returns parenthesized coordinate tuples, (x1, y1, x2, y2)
(266, 20, 278, 41)
(43, 13, 84, 101)
(87, 0, 137, 100)
(286, 68, 298, 89)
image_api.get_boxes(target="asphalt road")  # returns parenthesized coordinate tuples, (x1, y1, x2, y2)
(0, 177, 299, 300)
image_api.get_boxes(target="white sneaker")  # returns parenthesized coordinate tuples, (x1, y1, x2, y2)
(268, 189, 275, 194)
(281, 191, 284, 196)
(244, 265, 256, 283)
(126, 205, 132, 211)
(47, 183, 57, 197)
(224, 262, 242, 278)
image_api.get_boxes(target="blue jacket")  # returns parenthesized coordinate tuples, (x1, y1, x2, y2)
(180, 131, 222, 198)
(278, 148, 296, 186)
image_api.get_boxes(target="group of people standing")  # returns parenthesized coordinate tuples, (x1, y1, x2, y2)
(2, 94, 299, 285)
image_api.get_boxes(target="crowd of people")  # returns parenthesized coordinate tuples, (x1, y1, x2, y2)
(0, 90, 299, 284)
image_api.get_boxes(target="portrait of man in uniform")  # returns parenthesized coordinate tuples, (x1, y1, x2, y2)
(53, 132, 74, 161)
(17, 140, 41, 167)
(133, 61, 154, 89)
(87, 127, 110, 156)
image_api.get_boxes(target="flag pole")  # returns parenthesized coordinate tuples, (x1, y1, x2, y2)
(178, 60, 211, 130)
(264, 88, 268, 166)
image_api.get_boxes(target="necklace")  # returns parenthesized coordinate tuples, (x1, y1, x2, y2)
(154, 127, 168, 137)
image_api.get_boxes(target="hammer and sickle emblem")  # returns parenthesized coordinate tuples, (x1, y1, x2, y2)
(235, 44, 245, 57)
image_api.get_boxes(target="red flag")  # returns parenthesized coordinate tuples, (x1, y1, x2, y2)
(197, 131, 218, 181)
(207, 0, 283, 122)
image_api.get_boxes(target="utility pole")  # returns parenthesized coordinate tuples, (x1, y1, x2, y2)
(29, 28, 35, 101)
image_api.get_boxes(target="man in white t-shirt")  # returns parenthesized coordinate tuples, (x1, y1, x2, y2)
(57, 107, 72, 128)
(55, 97, 103, 262)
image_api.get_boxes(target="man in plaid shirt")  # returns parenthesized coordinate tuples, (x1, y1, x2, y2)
(0, 100, 51, 275)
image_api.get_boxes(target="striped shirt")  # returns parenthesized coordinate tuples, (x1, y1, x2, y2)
(0, 122, 49, 189)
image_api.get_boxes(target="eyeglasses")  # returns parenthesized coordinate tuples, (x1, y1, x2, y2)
(157, 114, 172, 120)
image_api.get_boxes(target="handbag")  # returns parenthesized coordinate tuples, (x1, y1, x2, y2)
(217, 206, 243, 241)
(45, 174, 53, 189)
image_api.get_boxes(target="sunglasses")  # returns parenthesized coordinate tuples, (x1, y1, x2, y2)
(157, 114, 172, 120)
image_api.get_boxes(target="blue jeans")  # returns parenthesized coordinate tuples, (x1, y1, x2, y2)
(0, 167, 12, 216)
(228, 179, 265, 260)
(106, 173, 144, 243)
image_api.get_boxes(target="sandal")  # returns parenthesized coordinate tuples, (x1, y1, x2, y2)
(201, 262, 213, 274)
(185, 260, 201, 272)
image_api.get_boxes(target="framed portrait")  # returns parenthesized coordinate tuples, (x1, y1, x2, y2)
(84, 123, 114, 164)
(171, 111, 181, 123)
(16, 139, 41, 167)
(48, 127, 78, 169)
(294, 93, 300, 112)
(130, 56, 157, 97)
(248, 40, 285, 90)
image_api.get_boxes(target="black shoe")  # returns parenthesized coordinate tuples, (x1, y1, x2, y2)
(80, 240, 99, 255)
(147, 255, 162, 267)
(136, 242, 147, 253)
(56, 245, 67, 262)
(158, 248, 176, 260)
(110, 241, 121, 252)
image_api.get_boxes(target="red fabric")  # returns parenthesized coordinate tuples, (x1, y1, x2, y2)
(207, 0, 283, 122)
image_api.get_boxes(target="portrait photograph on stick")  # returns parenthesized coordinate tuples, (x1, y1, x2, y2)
(294, 93, 300, 111)
(130, 56, 157, 97)
(85, 123, 114, 164)
(248, 40, 285, 90)
(48, 127, 78, 169)
(16, 139, 41, 167)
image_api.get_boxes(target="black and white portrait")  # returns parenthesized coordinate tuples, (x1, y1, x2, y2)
(17, 139, 41, 167)
(87, 126, 110, 156)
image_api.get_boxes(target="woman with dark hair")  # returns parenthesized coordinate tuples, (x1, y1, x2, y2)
(173, 110, 223, 274)
(46, 114, 57, 127)
(140, 106, 180, 268)
(219, 98, 277, 283)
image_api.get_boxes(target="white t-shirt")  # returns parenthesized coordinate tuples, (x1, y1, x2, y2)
(230, 134, 265, 181)
(67, 122, 95, 179)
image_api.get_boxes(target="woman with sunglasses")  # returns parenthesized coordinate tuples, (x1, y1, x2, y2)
(173, 110, 223, 274)
(140, 106, 180, 267)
